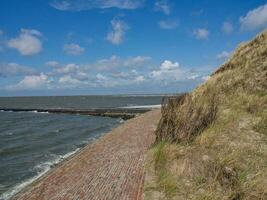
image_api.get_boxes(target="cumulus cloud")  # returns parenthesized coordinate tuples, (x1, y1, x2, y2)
(91, 55, 150, 71)
(201, 75, 210, 81)
(96, 73, 107, 80)
(150, 60, 183, 80)
(149, 60, 213, 86)
(7, 29, 43, 56)
(55, 63, 79, 74)
(216, 51, 231, 60)
(2, 57, 214, 92)
(50, 0, 144, 11)
(46, 61, 60, 67)
(160, 60, 179, 70)
(193, 28, 209, 40)
(8, 73, 50, 90)
(240, 3, 267, 31)
(63, 43, 85, 55)
(123, 56, 151, 67)
(58, 75, 84, 86)
(154, 0, 171, 15)
(187, 74, 200, 80)
(222, 21, 233, 34)
(106, 19, 129, 45)
(0, 63, 36, 77)
(158, 20, 179, 29)
(134, 75, 145, 83)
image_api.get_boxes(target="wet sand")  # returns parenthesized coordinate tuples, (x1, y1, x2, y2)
(12, 109, 161, 200)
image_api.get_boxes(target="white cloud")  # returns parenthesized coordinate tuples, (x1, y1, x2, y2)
(240, 3, 267, 31)
(58, 75, 83, 85)
(63, 43, 85, 55)
(216, 51, 231, 60)
(55, 63, 79, 74)
(91, 55, 150, 71)
(134, 75, 145, 83)
(106, 19, 129, 45)
(187, 74, 199, 80)
(50, 0, 144, 11)
(94, 55, 121, 71)
(154, 0, 171, 15)
(7, 29, 43, 56)
(46, 61, 60, 67)
(149, 60, 213, 86)
(8, 73, 50, 90)
(96, 73, 107, 80)
(158, 20, 179, 29)
(151, 60, 183, 80)
(2, 57, 214, 92)
(0, 30, 4, 36)
(193, 28, 209, 40)
(20, 29, 42, 36)
(0, 63, 36, 77)
(222, 21, 233, 34)
(123, 56, 151, 67)
(201, 75, 210, 81)
(160, 60, 179, 70)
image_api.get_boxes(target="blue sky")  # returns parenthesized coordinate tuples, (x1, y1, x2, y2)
(0, 0, 266, 96)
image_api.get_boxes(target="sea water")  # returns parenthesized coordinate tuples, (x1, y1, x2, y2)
(0, 95, 163, 200)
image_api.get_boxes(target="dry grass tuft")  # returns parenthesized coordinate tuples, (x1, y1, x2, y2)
(156, 93, 218, 143)
(145, 29, 267, 199)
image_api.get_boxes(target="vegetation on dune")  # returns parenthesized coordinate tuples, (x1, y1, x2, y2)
(145, 29, 267, 199)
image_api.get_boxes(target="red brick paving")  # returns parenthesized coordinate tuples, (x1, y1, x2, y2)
(13, 109, 161, 200)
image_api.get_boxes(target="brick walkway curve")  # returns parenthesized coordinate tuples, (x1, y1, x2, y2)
(13, 109, 161, 200)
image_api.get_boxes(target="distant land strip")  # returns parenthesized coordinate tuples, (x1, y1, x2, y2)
(0, 107, 152, 120)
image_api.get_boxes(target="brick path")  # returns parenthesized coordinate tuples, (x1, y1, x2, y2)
(13, 109, 161, 200)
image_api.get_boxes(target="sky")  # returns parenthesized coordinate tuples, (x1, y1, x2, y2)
(0, 0, 267, 96)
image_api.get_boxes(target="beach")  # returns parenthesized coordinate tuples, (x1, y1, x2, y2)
(11, 109, 161, 200)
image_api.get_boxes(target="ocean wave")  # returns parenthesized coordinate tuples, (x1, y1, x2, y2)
(0, 148, 80, 200)
(119, 104, 161, 109)
(29, 111, 49, 114)
(0, 110, 49, 114)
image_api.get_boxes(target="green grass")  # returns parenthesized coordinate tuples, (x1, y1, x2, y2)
(152, 141, 178, 198)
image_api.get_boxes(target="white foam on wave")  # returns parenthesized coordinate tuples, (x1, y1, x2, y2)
(0, 110, 49, 114)
(30, 110, 38, 113)
(37, 111, 49, 114)
(29, 111, 49, 114)
(120, 104, 161, 109)
(0, 148, 80, 200)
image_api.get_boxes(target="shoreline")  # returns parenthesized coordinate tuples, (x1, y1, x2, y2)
(6, 123, 119, 200)
(0, 107, 156, 120)
(10, 109, 161, 200)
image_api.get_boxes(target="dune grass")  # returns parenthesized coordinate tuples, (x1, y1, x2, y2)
(145, 29, 267, 199)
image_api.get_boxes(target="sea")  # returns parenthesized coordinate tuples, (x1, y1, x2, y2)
(0, 95, 163, 200)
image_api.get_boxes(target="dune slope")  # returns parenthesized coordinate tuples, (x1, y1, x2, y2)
(145, 29, 267, 200)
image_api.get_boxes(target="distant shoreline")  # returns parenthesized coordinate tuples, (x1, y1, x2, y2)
(0, 107, 155, 120)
